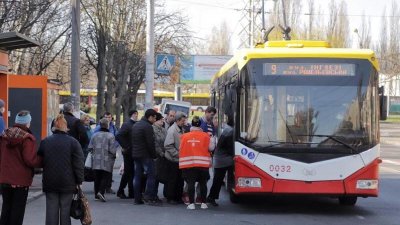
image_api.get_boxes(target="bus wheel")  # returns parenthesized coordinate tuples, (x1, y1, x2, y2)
(338, 196, 357, 206)
(229, 190, 241, 203)
(197, 107, 204, 112)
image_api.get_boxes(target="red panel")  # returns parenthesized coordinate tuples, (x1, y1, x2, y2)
(233, 155, 380, 197)
(343, 158, 380, 197)
(273, 180, 344, 194)
(234, 156, 275, 194)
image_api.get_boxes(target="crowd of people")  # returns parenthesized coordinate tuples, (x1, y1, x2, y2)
(0, 98, 235, 225)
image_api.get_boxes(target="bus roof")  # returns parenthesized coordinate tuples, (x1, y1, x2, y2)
(211, 40, 380, 83)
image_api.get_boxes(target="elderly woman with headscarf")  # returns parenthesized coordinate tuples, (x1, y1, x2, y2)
(37, 114, 84, 225)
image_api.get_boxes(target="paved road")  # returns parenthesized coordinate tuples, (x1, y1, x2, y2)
(14, 123, 400, 224)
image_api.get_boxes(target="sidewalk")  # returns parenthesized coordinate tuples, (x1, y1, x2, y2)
(380, 121, 400, 146)
(0, 151, 124, 208)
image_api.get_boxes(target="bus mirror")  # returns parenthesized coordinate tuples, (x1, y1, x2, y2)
(380, 95, 388, 121)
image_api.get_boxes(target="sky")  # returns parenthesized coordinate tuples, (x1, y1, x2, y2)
(163, 0, 395, 52)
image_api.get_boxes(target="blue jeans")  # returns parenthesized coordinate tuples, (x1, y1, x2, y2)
(133, 158, 157, 200)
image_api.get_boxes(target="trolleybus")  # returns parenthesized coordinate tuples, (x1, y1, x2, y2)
(211, 40, 381, 205)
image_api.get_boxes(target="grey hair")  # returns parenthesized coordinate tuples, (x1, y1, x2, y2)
(63, 102, 74, 113)
(99, 118, 109, 129)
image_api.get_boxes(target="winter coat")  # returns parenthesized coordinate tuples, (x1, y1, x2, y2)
(0, 124, 42, 187)
(115, 119, 135, 155)
(53, 111, 89, 149)
(37, 131, 84, 193)
(153, 124, 167, 158)
(213, 125, 234, 168)
(131, 118, 156, 159)
(93, 122, 118, 136)
(164, 123, 184, 163)
(88, 129, 117, 173)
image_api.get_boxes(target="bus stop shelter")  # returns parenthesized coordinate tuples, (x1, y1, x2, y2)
(0, 32, 48, 144)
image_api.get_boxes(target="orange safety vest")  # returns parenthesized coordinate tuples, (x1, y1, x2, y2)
(179, 130, 211, 169)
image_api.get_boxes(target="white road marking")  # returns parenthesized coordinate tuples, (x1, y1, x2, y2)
(382, 159, 400, 166)
(357, 215, 365, 220)
(380, 166, 400, 174)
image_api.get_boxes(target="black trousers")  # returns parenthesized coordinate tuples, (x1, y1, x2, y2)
(118, 153, 134, 196)
(208, 166, 234, 200)
(182, 168, 209, 204)
(45, 192, 73, 225)
(165, 160, 183, 201)
(0, 185, 29, 225)
(94, 170, 111, 195)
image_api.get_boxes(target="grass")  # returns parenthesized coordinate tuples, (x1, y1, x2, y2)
(385, 115, 400, 123)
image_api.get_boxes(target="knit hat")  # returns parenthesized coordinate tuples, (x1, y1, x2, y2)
(0, 99, 4, 108)
(15, 111, 32, 125)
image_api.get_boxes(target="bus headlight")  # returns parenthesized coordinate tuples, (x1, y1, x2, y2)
(237, 177, 261, 188)
(356, 180, 378, 189)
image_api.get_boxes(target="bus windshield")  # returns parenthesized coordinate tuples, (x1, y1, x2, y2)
(239, 58, 379, 153)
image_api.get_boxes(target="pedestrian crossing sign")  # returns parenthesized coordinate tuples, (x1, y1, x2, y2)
(156, 54, 176, 75)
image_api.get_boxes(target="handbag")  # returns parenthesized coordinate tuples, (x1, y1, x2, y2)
(70, 191, 83, 220)
(70, 186, 92, 225)
(84, 152, 92, 168)
(155, 157, 169, 184)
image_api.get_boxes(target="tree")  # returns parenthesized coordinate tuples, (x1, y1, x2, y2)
(82, 0, 192, 125)
(358, 13, 372, 49)
(326, 0, 349, 48)
(207, 21, 231, 55)
(1, 0, 71, 79)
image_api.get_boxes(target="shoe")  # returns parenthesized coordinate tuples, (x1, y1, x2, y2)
(134, 200, 144, 205)
(96, 193, 106, 202)
(106, 188, 116, 194)
(200, 203, 208, 209)
(187, 203, 195, 210)
(182, 193, 190, 205)
(195, 196, 202, 205)
(95, 196, 100, 201)
(117, 192, 128, 199)
(206, 197, 219, 207)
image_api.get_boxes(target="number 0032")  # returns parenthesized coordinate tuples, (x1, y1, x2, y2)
(269, 165, 292, 173)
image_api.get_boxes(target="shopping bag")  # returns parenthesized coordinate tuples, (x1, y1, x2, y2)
(70, 193, 83, 220)
(84, 152, 92, 168)
(79, 187, 92, 225)
(155, 157, 169, 184)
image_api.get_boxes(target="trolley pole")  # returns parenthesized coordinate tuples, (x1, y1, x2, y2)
(71, 0, 80, 116)
(144, 0, 155, 110)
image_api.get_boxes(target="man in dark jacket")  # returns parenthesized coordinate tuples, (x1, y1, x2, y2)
(131, 109, 158, 205)
(53, 102, 89, 149)
(0, 110, 42, 225)
(115, 109, 138, 199)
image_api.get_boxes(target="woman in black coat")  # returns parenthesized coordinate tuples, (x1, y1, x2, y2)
(38, 114, 84, 225)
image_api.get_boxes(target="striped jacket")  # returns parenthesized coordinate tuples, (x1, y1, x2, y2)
(179, 129, 212, 169)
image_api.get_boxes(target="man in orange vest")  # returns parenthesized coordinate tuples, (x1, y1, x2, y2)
(179, 116, 215, 210)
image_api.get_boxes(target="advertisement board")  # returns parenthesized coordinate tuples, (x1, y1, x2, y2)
(180, 55, 231, 84)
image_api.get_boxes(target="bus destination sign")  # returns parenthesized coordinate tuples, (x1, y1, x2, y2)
(263, 63, 355, 76)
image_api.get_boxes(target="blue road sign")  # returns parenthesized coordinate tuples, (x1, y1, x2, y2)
(156, 54, 176, 75)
